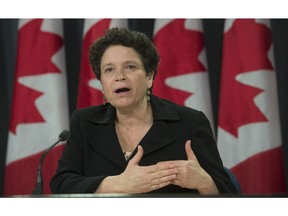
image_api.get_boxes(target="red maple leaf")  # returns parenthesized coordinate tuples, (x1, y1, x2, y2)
(9, 19, 64, 134)
(16, 19, 63, 76)
(153, 19, 206, 106)
(77, 19, 111, 108)
(218, 19, 272, 137)
(10, 83, 44, 134)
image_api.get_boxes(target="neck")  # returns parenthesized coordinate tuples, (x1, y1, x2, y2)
(116, 101, 152, 127)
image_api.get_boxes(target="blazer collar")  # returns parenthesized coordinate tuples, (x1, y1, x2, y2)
(85, 95, 180, 168)
(87, 94, 180, 125)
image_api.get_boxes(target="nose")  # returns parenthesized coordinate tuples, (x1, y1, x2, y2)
(115, 70, 126, 81)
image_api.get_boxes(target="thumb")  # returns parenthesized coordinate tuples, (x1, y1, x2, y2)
(128, 145, 144, 165)
(185, 140, 197, 161)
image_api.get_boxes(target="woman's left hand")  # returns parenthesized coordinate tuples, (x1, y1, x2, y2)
(157, 140, 219, 195)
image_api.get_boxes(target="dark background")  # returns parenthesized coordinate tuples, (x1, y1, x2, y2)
(1, 19, 288, 196)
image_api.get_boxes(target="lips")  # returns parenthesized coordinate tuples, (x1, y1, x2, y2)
(114, 87, 130, 94)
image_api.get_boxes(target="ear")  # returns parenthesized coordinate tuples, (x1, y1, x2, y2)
(147, 71, 154, 88)
(147, 71, 154, 80)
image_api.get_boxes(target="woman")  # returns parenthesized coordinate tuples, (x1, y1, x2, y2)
(50, 27, 238, 195)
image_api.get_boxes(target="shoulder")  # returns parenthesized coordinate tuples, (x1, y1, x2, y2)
(160, 97, 203, 119)
(72, 105, 105, 117)
(152, 96, 214, 136)
(151, 95, 210, 125)
(153, 95, 212, 127)
(70, 104, 114, 124)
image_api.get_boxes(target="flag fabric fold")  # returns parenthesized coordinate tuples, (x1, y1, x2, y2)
(217, 19, 285, 194)
(4, 19, 69, 195)
(153, 19, 215, 132)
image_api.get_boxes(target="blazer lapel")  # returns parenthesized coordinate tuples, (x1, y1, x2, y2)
(86, 124, 127, 169)
(129, 95, 180, 160)
(82, 95, 180, 168)
(85, 105, 127, 169)
(140, 121, 176, 155)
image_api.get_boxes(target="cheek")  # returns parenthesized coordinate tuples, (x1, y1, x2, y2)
(101, 82, 111, 96)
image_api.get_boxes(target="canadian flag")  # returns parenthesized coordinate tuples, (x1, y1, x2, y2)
(4, 19, 69, 195)
(153, 19, 214, 131)
(77, 19, 128, 108)
(217, 19, 286, 194)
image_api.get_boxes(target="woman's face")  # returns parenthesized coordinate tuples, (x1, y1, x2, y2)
(100, 45, 153, 110)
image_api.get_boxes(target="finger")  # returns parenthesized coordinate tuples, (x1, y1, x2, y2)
(150, 174, 178, 191)
(150, 166, 178, 180)
(185, 140, 197, 161)
(129, 145, 144, 165)
(156, 160, 185, 169)
(150, 181, 172, 191)
(170, 179, 182, 186)
(151, 174, 177, 186)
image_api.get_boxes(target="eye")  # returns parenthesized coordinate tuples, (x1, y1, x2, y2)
(103, 66, 115, 73)
(125, 64, 136, 71)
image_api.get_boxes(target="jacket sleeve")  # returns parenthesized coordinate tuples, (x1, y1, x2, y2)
(50, 110, 106, 194)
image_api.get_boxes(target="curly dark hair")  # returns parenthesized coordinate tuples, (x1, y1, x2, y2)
(89, 27, 160, 81)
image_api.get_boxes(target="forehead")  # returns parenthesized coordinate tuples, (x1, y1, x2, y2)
(101, 45, 141, 64)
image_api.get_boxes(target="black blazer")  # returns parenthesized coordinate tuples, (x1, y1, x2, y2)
(50, 95, 238, 194)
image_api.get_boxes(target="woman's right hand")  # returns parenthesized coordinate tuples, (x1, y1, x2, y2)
(95, 145, 177, 194)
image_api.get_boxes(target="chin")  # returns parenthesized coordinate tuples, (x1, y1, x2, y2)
(112, 99, 133, 108)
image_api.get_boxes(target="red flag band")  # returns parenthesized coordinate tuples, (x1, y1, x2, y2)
(4, 19, 69, 195)
(217, 19, 285, 194)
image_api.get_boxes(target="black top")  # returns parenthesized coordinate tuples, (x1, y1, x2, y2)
(50, 95, 238, 194)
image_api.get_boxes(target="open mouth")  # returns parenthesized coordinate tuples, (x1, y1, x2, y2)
(114, 88, 130, 94)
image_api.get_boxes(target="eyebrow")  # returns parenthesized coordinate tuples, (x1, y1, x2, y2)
(102, 60, 139, 68)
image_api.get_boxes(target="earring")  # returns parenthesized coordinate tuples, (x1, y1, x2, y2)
(146, 89, 151, 102)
